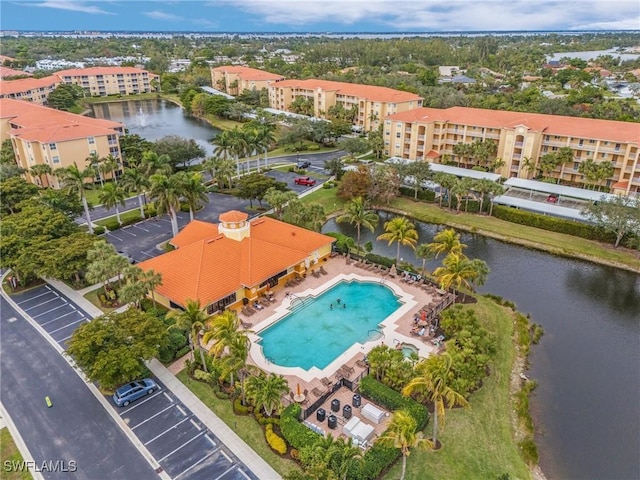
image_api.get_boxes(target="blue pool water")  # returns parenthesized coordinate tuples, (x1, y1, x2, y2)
(258, 280, 402, 370)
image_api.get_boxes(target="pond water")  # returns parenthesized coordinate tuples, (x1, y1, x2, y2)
(323, 214, 640, 480)
(90, 99, 220, 158)
(547, 48, 640, 62)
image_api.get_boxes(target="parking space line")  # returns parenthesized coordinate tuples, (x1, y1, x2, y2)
(121, 229, 137, 237)
(213, 464, 235, 480)
(205, 434, 216, 447)
(163, 392, 172, 402)
(48, 317, 87, 334)
(221, 450, 232, 463)
(32, 303, 71, 318)
(131, 404, 175, 430)
(176, 405, 187, 416)
(119, 390, 164, 414)
(189, 419, 201, 431)
(135, 226, 150, 232)
(24, 297, 61, 311)
(238, 469, 251, 480)
(15, 291, 55, 304)
(59, 333, 75, 342)
(173, 448, 221, 480)
(143, 417, 191, 446)
(40, 310, 77, 325)
(157, 431, 205, 462)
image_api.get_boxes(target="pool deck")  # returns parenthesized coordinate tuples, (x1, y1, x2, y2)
(236, 256, 452, 400)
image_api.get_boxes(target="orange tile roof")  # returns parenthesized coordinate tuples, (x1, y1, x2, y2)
(219, 210, 248, 222)
(0, 76, 59, 96)
(0, 55, 17, 63)
(274, 79, 423, 103)
(170, 220, 219, 248)
(426, 150, 441, 158)
(1, 98, 123, 142)
(611, 181, 628, 189)
(0, 66, 31, 79)
(54, 66, 157, 78)
(212, 65, 284, 81)
(139, 216, 335, 307)
(388, 107, 640, 145)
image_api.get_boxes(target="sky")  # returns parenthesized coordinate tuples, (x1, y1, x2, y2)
(1, 0, 639, 32)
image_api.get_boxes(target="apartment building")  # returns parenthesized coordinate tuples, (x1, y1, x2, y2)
(55, 66, 158, 96)
(269, 79, 423, 132)
(0, 66, 32, 79)
(0, 98, 124, 188)
(0, 76, 60, 105)
(384, 106, 640, 196)
(211, 65, 285, 96)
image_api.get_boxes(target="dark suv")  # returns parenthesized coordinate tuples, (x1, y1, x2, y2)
(297, 161, 311, 169)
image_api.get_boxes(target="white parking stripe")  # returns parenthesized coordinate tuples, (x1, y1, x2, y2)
(212, 464, 235, 480)
(32, 303, 71, 318)
(189, 419, 201, 431)
(131, 404, 175, 430)
(205, 435, 216, 448)
(40, 310, 77, 325)
(119, 390, 164, 414)
(238, 469, 251, 480)
(163, 392, 172, 402)
(143, 417, 191, 446)
(157, 431, 205, 462)
(16, 291, 55, 304)
(48, 317, 87, 334)
(121, 229, 137, 237)
(173, 447, 220, 480)
(24, 297, 61, 311)
(176, 405, 187, 416)
(221, 450, 232, 463)
(135, 226, 150, 232)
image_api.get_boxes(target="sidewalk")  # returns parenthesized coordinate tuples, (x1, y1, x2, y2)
(46, 278, 104, 318)
(148, 359, 280, 480)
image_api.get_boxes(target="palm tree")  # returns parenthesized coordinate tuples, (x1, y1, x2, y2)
(433, 172, 458, 209)
(179, 172, 209, 221)
(213, 130, 234, 161)
(433, 252, 477, 300)
(58, 162, 95, 234)
(254, 123, 276, 171)
(141, 269, 162, 309)
(228, 126, 250, 175)
(334, 437, 363, 480)
(98, 182, 126, 225)
(141, 151, 172, 177)
(149, 173, 182, 237)
(336, 197, 379, 255)
(121, 167, 150, 219)
(427, 228, 466, 259)
(102, 154, 120, 184)
(245, 372, 289, 417)
(377, 216, 419, 265)
(473, 179, 503, 214)
(87, 152, 103, 186)
(30, 164, 53, 187)
(377, 410, 432, 480)
(415, 243, 432, 277)
(403, 354, 469, 447)
(168, 299, 209, 372)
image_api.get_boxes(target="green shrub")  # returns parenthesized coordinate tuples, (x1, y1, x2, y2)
(280, 404, 322, 450)
(193, 369, 211, 383)
(93, 226, 106, 235)
(519, 437, 539, 465)
(356, 442, 401, 480)
(174, 345, 191, 359)
(399, 186, 436, 202)
(322, 182, 333, 189)
(265, 424, 287, 455)
(307, 143, 320, 151)
(287, 166, 296, 172)
(234, 398, 250, 415)
(359, 376, 428, 430)
(364, 253, 395, 269)
(102, 218, 121, 231)
(143, 204, 157, 218)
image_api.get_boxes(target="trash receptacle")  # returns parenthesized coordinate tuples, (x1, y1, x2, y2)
(328, 415, 337, 429)
(343, 404, 352, 419)
(352, 394, 361, 407)
(316, 408, 326, 422)
(331, 398, 340, 412)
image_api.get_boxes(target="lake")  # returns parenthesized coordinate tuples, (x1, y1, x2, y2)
(323, 214, 640, 480)
(90, 99, 221, 158)
(547, 48, 640, 62)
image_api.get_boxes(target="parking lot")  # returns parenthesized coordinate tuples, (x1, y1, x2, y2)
(9, 286, 259, 480)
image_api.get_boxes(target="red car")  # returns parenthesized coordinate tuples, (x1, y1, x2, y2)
(294, 177, 317, 186)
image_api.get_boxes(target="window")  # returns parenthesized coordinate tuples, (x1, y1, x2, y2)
(52, 156, 60, 164)
(395, 143, 400, 149)
(396, 122, 403, 129)
(573, 162, 580, 170)
(90, 150, 96, 155)
(88, 137, 95, 144)
(385, 131, 390, 136)
(396, 132, 401, 138)
(49, 143, 57, 150)
(601, 153, 606, 158)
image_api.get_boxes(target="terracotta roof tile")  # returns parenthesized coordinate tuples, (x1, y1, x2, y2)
(274, 79, 423, 103)
(170, 220, 219, 248)
(212, 65, 284, 81)
(0, 66, 32, 79)
(54, 66, 157, 78)
(219, 210, 248, 222)
(0, 76, 59, 96)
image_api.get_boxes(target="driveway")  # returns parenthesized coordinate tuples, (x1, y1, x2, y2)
(0, 296, 159, 480)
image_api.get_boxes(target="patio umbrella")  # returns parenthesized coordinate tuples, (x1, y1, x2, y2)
(297, 383, 301, 396)
(390, 264, 397, 277)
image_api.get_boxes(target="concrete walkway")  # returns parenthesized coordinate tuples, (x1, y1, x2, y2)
(44, 278, 281, 480)
(148, 359, 280, 480)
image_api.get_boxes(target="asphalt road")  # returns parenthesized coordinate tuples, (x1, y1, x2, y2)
(0, 296, 159, 480)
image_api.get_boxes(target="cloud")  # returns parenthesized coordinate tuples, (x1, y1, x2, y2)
(143, 10, 184, 21)
(27, 0, 115, 15)
(214, 0, 640, 31)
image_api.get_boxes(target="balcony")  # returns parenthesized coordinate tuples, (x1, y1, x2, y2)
(515, 141, 524, 147)
(418, 135, 425, 141)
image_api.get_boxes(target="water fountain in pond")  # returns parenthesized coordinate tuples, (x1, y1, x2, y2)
(136, 107, 148, 127)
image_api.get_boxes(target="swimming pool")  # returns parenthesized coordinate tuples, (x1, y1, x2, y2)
(257, 280, 402, 370)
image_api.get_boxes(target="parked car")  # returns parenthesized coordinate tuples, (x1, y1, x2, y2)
(546, 194, 559, 203)
(297, 161, 311, 169)
(113, 379, 158, 407)
(294, 176, 317, 186)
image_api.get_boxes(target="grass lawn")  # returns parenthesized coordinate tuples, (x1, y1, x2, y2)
(83, 289, 117, 314)
(0, 428, 32, 480)
(203, 114, 244, 131)
(387, 297, 531, 480)
(175, 371, 300, 477)
(84, 187, 104, 206)
(95, 209, 143, 228)
(301, 186, 347, 215)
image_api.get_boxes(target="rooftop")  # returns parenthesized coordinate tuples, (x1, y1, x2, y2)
(0, 66, 31, 79)
(54, 66, 157, 77)
(273, 79, 423, 104)
(0, 76, 59, 96)
(211, 65, 284, 81)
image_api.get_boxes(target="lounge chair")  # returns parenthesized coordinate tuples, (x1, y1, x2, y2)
(355, 359, 368, 368)
(321, 377, 333, 387)
(320, 266, 328, 275)
(311, 387, 324, 397)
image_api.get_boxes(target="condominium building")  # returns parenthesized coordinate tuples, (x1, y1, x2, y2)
(0, 98, 124, 188)
(0, 76, 60, 105)
(55, 66, 158, 96)
(384, 107, 640, 196)
(269, 79, 423, 132)
(211, 65, 285, 96)
(0, 66, 31, 79)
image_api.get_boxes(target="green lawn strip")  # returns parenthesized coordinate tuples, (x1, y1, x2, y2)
(95, 209, 143, 228)
(84, 188, 103, 206)
(175, 371, 300, 477)
(83, 289, 117, 314)
(0, 428, 33, 480)
(300, 187, 347, 215)
(388, 298, 530, 480)
(82, 92, 162, 105)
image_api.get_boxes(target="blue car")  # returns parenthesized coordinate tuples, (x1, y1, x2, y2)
(113, 379, 158, 407)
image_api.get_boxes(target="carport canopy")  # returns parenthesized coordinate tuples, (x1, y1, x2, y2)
(492, 194, 592, 222)
(386, 157, 501, 181)
(503, 178, 618, 202)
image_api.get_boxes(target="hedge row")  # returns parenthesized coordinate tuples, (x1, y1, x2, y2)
(265, 424, 287, 455)
(359, 376, 429, 430)
(280, 404, 322, 450)
(492, 205, 617, 243)
(399, 186, 436, 202)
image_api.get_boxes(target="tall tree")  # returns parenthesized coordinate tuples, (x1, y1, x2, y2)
(168, 299, 210, 372)
(336, 196, 379, 255)
(264, 187, 297, 220)
(415, 243, 432, 277)
(377, 216, 419, 265)
(582, 195, 640, 247)
(30, 164, 53, 188)
(0, 176, 39, 214)
(98, 183, 126, 225)
(149, 173, 183, 237)
(57, 162, 95, 234)
(245, 372, 289, 417)
(433, 252, 477, 299)
(427, 228, 467, 259)
(141, 269, 163, 309)
(402, 353, 469, 447)
(179, 172, 209, 221)
(121, 167, 150, 219)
